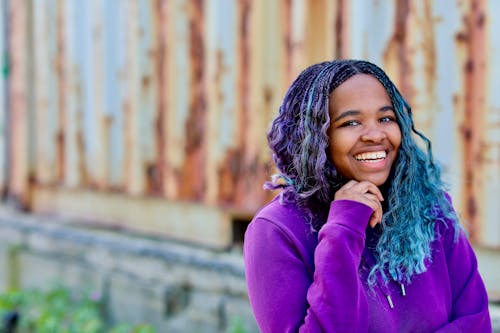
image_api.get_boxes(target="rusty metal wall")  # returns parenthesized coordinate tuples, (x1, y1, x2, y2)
(2, 0, 499, 247)
(0, 0, 7, 196)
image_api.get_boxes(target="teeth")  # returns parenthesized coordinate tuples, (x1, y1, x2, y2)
(354, 151, 386, 161)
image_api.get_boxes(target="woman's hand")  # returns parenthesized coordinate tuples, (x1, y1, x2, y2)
(334, 180, 384, 228)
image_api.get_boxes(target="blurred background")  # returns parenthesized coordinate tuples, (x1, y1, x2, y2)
(0, 0, 499, 332)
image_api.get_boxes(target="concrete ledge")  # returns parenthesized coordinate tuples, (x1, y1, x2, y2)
(30, 185, 234, 249)
(0, 205, 258, 332)
(490, 304, 500, 332)
(1, 205, 498, 331)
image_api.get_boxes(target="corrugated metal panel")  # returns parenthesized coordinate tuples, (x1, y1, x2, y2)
(63, 0, 82, 187)
(482, 0, 500, 247)
(103, 0, 125, 190)
(180, 0, 207, 201)
(164, 0, 190, 200)
(431, 0, 465, 208)
(85, 0, 106, 190)
(33, 0, 59, 185)
(0, 0, 7, 194)
(462, 0, 487, 243)
(122, 0, 159, 195)
(2, 0, 500, 247)
(241, 0, 284, 211)
(205, 0, 237, 205)
(8, 0, 31, 207)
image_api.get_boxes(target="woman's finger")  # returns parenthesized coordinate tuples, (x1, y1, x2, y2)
(352, 181, 384, 202)
(341, 180, 359, 191)
(334, 180, 384, 227)
(364, 192, 383, 213)
(334, 180, 384, 204)
(363, 193, 383, 227)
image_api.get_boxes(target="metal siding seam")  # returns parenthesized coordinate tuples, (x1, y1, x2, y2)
(8, 0, 30, 207)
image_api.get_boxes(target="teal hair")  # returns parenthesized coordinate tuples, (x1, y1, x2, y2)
(265, 60, 459, 285)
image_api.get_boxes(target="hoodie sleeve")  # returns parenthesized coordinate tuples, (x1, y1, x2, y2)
(433, 221, 492, 332)
(244, 200, 373, 333)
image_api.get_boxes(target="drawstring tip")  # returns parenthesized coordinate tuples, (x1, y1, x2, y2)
(400, 284, 406, 297)
(386, 295, 394, 309)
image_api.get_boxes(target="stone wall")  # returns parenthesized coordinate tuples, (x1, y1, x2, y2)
(2, 205, 499, 332)
(0, 206, 258, 333)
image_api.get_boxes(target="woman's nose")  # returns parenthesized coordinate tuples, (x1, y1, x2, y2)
(360, 125, 387, 142)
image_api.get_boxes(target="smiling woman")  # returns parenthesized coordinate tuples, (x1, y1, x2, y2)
(243, 60, 492, 332)
(328, 74, 401, 188)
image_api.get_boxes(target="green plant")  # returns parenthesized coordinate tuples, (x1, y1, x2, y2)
(0, 286, 156, 333)
(225, 316, 249, 333)
(0, 286, 252, 333)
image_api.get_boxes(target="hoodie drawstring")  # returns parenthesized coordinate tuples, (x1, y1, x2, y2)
(363, 249, 406, 310)
(362, 227, 407, 310)
(378, 279, 407, 309)
(373, 268, 407, 309)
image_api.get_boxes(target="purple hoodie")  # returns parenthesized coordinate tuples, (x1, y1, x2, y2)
(244, 197, 491, 332)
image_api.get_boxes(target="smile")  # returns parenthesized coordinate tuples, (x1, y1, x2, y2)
(354, 151, 387, 162)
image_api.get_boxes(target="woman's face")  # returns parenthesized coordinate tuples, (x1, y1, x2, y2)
(328, 74, 401, 186)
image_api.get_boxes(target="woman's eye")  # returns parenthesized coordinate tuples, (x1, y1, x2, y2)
(340, 120, 360, 127)
(380, 116, 396, 123)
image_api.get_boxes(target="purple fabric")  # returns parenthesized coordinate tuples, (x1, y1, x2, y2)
(244, 197, 492, 332)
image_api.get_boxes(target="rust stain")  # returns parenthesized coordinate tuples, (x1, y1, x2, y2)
(241, 155, 270, 212)
(283, 0, 292, 80)
(123, 100, 133, 193)
(101, 114, 113, 190)
(153, 0, 166, 197)
(141, 75, 151, 88)
(76, 124, 87, 187)
(263, 85, 273, 104)
(334, 0, 345, 59)
(7, 0, 29, 209)
(180, 0, 206, 200)
(238, 0, 251, 120)
(383, 0, 412, 99)
(455, 31, 468, 42)
(232, 0, 252, 207)
(423, 0, 436, 92)
(145, 162, 161, 194)
(395, 0, 411, 99)
(218, 148, 242, 205)
(476, 12, 485, 27)
(461, 0, 486, 241)
(55, 130, 65, 183)
(216, 49, 227, 102)
(56, 0, 66, 183)
(467, 195, 477, 221)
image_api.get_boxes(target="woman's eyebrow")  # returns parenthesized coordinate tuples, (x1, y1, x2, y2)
(379, 105, 395, 112)
(333, 105, 394, 122)
(333, 110, 361, 122)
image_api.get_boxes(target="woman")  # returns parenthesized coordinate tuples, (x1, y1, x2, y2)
(243, 60, 491, 332)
